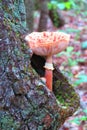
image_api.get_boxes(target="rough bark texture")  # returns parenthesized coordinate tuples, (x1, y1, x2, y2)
(0, 0, 79, 130)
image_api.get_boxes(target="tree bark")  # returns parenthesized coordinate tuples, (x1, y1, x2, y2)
(38, 0, 49, 32)
(49, 9, 65, 28)
(0, 0, 79, 130)
(24, 0, 34, 32)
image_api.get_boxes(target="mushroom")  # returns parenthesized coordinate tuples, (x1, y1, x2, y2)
(25, 31, 70, 91)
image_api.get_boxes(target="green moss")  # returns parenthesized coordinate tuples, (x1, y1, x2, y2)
(21, 43, 28, 51)
(54, 79, 79, 108)
(0, 113, 20, 130)
(2, 0, 26, 35)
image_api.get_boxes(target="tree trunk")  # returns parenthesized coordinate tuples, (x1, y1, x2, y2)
(38, 0, 65, 31)
(24, 0, 34, 32)
(49, 9, 65, 28)
(0, 0, 79, 130)
(38, 0, 49, 32)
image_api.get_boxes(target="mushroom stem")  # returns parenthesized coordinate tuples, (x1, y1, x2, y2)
(44, 55, 54, 91)
(45, 69, 52, 91)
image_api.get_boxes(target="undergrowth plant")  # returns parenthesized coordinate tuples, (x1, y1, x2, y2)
(70, 109, 87, 125)
(48, 0, 87, 14)
(56, 46, 87, 86)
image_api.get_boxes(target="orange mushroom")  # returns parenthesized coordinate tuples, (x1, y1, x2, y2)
(25, 31, 70, 91)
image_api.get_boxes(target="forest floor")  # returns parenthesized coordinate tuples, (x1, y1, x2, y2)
(34, 10, 87, 130)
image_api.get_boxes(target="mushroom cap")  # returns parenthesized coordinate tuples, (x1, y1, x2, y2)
(25, 31, 70, 56)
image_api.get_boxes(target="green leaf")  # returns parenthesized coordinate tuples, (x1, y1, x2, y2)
(47, 1, 58, 10)
(80, 116, 87, 121)
(75, 74, 87, 85)
(47, 3, 53, 10)
(76, 58, 85, 63)
(65, 28, 80, 33)
(65, 2, 71, 10)
(69, 0, 77, 9)
(81, 41, 87, 49)
(71, 117, 80, 125)
(71, 116, 87, 125)
(56, 51, 66, 57)
(68, 58, 77, 66)
(66, 46, 74, 53)
(83, 109, 87, 114)
(75, 51, 81, 56)
(57, 3, 66, 10)
(77, 74, 87, 82)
